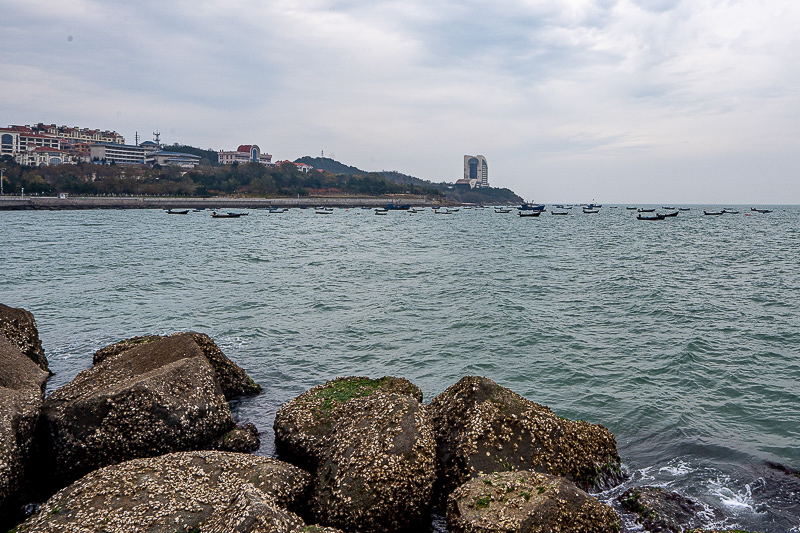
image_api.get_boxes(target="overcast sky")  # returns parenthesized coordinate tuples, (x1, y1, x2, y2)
(2, 0, 799, 203)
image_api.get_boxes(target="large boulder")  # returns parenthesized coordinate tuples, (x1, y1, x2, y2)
(93, 331, 261, 399)
(0, 335, 49, 515)
(274, 376, 436, 533)
(15, 451, 312, 533)
(0, 303, 48, 373)
(201, 484, 345, 533)
(618, 486, 712, 533)
(274, 376, 422, 470)
(447, 470, 620, 533)
(311, 392, 437, 532)
(36, 333, 243, 487)
(428, 376, 623, 500)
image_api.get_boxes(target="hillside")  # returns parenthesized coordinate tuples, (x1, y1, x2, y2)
(295, 156, 522, 204)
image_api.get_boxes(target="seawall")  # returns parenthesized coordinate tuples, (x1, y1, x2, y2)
(0, 196, 439, 211)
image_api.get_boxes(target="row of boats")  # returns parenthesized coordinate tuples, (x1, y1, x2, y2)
(165, 204, 775, 219)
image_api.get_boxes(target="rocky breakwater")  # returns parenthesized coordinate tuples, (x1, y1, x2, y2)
(272, 375, 629, 533)
(35, 331, 262, 490)
(0, 332, 49, 516)
(14, 450, 344, 533)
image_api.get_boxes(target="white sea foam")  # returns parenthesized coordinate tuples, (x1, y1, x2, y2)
(659, 459, 693, 477)
(706, 476, 767, 514)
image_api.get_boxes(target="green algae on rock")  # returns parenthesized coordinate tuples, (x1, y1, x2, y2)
(273, 376, 422, 470)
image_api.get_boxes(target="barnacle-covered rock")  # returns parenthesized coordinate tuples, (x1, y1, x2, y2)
(0, 335, 49, 515)
(201, 483, 345, 533)
(311, 392, 436, 533)
(92, 331, 261, 399)
(37, 333, 238, 488)
(618, 486, 711, 533)
(0, 303, 48, 373)
(447, 470, 620, 533)
(15, 451, 311, 533)
(273, 376, 422, 470)
(429, 376, 623, 500)
(214, 422, 261, 453)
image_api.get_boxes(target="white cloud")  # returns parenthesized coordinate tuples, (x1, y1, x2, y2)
(1, 0, 799, 202)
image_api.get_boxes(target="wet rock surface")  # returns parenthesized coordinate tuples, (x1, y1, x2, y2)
(311, 392, 437, 533)
(15, 450, 312, 533)
(0, 303, 49, 373)
(274, 376, 423, 470)
(92, 331, 261, 399)
(447, 470, 620, 533)
(0, 334, 49, 513)
(428, 376, 623, 500)
(36, 333, 239, 487)
(617, 486, 709, 532)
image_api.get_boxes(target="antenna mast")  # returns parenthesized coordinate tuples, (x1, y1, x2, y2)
(153, 131, 161, 146)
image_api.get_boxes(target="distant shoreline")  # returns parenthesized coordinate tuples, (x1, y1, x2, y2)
(0, 196, 442, 211)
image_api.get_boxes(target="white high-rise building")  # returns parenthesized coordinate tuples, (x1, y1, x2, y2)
(464, 155, 488, 187)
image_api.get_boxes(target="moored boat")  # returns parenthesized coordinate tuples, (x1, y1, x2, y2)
(637, 213, 666, 220)
(211, 211, 244, 218)
(704, 210, 724, 215)
(166, 209, 190, 215)
(518, 210, 540, 217)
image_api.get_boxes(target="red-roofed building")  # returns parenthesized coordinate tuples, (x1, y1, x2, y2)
(218, 144, 273, 166)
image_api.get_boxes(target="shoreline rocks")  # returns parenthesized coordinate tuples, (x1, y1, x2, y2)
(617, 486, 714, 533)
(13, 451, 316, 533)
(275, 376, 435, 532)
(0, 303, 49, 373)
(428, 376, 624, 501)
(447, 470, 621, 533)
(35, 332, 261, 490)
(0, 335, 49, 514)
(3, 304, 747, 533)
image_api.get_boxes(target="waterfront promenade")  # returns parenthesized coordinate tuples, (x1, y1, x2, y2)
(0, 195, 438, 210)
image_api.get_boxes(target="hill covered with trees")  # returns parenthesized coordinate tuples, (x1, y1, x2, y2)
(295, 156, 522, 204)
(0, 157, 441, 198)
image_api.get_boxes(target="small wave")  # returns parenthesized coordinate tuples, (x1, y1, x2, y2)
(659, 459, 693, 477)
(705, 475, 767, 514)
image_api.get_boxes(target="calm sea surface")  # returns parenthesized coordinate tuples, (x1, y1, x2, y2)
(2, 205, 799, 532)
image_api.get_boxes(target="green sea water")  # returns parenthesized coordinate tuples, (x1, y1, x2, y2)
(2, 205, 798, 531)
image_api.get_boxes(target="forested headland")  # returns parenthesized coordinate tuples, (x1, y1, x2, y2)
(0, 150, 522, 205)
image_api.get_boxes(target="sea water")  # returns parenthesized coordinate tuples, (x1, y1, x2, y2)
(2, 206, 799, 532)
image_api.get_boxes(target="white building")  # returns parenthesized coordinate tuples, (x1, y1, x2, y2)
(90, 143, 148, 165)
(145, 150, 201, 168)
(218, 145, 273, 166)
(463, 155, 488, 188)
